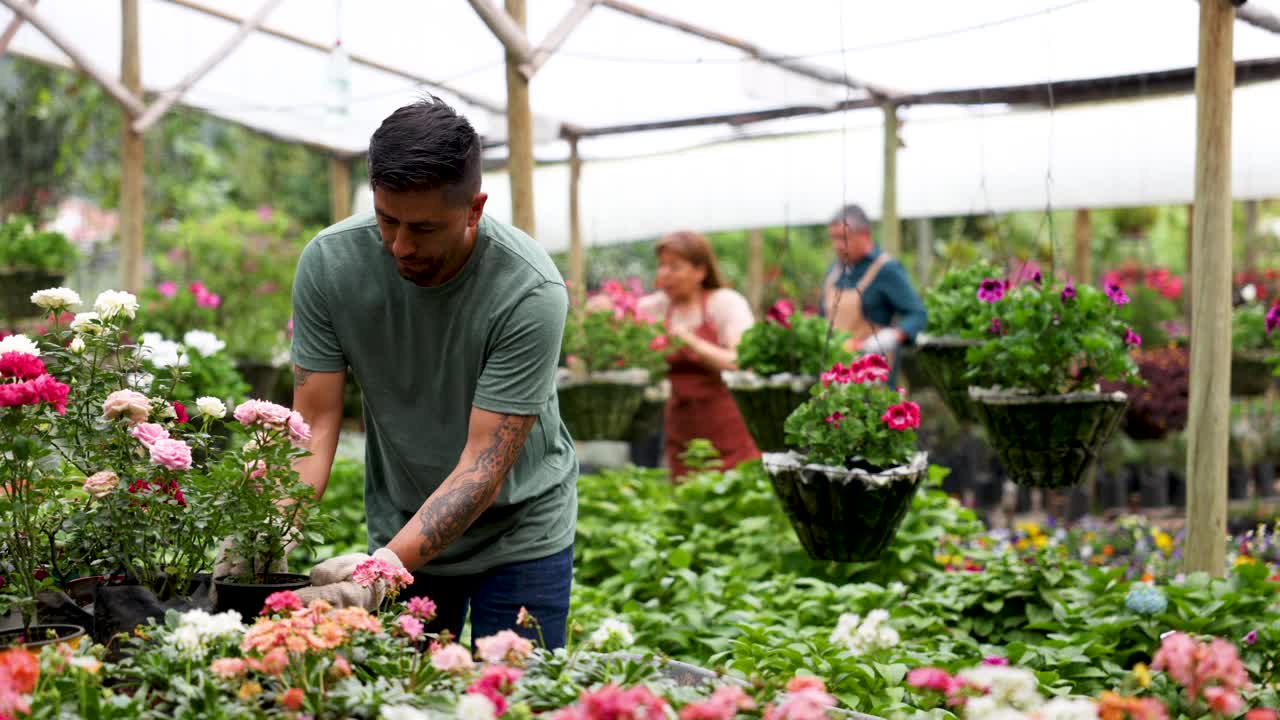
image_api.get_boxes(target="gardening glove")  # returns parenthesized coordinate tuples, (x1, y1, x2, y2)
(294, 547, 406, 611)
(212, 536, 295, 580)
(861, 327, 902, 357)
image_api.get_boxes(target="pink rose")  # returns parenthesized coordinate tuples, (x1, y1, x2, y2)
(103, 389, 151, 422)
(129, 422, 170, 448)
(149, 438, 193, 471)
(287, 411, 312, 446)
(83, 470, 119, 498)
(234, 399, 293, 428)
(431, 643, 475, 673)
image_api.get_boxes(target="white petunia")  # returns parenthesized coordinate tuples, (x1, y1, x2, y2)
(381, 706, 433, 720)
(70, 312, 105, 336)
(30, 287, 81, 311)
(93, 290, 139, 320)
(0, 333, 40, 358)
(1039, 698, 1099, 720)
(195, 396, 227, 419)
(589, 618, 635, 649)
(456, 693, 496, 720)
(182, 329, 226, 358)
(68, 337, 86, 354)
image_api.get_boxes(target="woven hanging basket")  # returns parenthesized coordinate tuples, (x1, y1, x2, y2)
(722, 371, 815, 452)
(557, 369, 650, 442)
(1230, 350, 1275, 397)
(914, 336, 981, 423)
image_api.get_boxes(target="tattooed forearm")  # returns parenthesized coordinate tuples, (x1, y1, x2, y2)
(415, 414, 535, 563)
(294, 365, 315, 387)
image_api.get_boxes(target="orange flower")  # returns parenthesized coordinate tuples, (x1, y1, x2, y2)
(1104, 544, 1116, 557)
(0, 648, 39, 693)
(281, 687, 305, 710)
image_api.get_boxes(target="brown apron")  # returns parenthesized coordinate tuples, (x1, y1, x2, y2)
(664, 294, 760, 481)
(822, 254, 895, 364)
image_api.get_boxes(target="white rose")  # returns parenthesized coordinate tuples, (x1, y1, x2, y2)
(69, 337, 86, 354)
(70, 312, 105, 336)
(0, 334, 40, 358)
(196, 396, 227, 419)
(93, 290, 139, 320)
(456, 693, 496, 720)
(182, 329, 226, 358)
(30, 287, 82, 312)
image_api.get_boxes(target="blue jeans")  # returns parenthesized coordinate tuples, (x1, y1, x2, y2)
(402, 544, 574, 651)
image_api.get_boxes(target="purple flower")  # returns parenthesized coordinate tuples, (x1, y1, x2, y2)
(1124, 328, 1142, 347)
(1031, 271, 1043, 286)
(1244, 630, 1259, 645)
(1266, 303, 1280, 334)
(1061, 282, 1077, 302)
(977, 278, 1006, 303)
(1105, 282, 1131, 306)
(988, 317, 1005, 336)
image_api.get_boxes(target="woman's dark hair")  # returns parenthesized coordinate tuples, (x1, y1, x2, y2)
(368, 95, 481, 206)
(655, 231, 726, 290)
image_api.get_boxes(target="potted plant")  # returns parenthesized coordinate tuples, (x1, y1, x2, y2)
(0, 216, 77, 326)
(1231, 299, 1278, 397)
(916, 261, 1004, 423)
(764, 353, 928, 562)
(722, 299, 851, 451)
(1101, 344, 1190, 442)
(558, 285, 673, 442)
(963, 276, 1140, 488)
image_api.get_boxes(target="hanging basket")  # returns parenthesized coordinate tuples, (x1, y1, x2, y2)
(1231, 350, 1275, 397)
(557, 369, 650, 442)
(969, 387, 1129, 489)
(722, 371, 815, 452)
(914, 336, 981, 423)
(898, 345, 932, 390)
(0, 269, 64, 325)
(628, 381, 670, 441)
(762, 451, 928, 562)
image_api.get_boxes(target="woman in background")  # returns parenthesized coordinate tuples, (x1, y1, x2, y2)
(636, 231, 759, 480)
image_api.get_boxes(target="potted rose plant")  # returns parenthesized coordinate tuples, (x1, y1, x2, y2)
(764, 354, 928, 562)
(962, 276, 1140, 488)
(558, 283, 673, 442)
(1231, 299, 1278, 397)
(916, 261, 1004, 423)
(722, 298, 851, 451)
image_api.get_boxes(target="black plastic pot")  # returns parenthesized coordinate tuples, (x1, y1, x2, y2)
(914, 336, 981, 423)
(557, 381, 648, 442)
(1255, 462, 1276, 498)
(0, 623, 86, 649)
(93, 574, 215, 649)
(763, 451, 927, 562)
(969, 388, 1129, 489)
(1168, 469, 1187, 507)
(1139, 465, 1170, 508)
(0, 269, 64, 325)
(725, 375, 813, 452)
(1229, 466, 1251, 500)
(214, 573, 310, 621)
(628, 398, 666, 444)
(1231, 351, 1275, 397)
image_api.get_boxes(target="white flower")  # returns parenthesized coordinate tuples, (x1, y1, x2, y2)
(830, 610, 899, 656)
(137, 332, 187, 369)
(70, 312, 105, 335)
(169, 608, 243, 658)
(0, 333, 40, 358)
(1039, 698, 1099, 720)
(196, 396, 227, 419)
(127, 372, 155, 392)
(456, 693, 496, 720)
(959, 666, 1043, 711)
(381, 706, 433, 720)
(68, 337, 86, 354)
(888, 581, 906, 595)
(30, 287, 81, 311)
(965, 697, 1031, 720)
(182, 329, 226, 358)
(93, 290, 139, 320)
(589, 618, 635, 649)
(1242, 284, 1258, 303)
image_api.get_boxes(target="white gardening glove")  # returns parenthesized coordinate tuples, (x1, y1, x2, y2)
(862, 327, 902, 357)
(213, 535, 296, 580)
(294, 547, 406, 611)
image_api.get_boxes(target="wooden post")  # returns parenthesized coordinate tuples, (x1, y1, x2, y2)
(1185, 0, 1235, 578)
(881, 103, 900, 255)
(746, 228, 765, 316)
(567, 135, 585, 302)
(119, 0, 144, 294)
(504, 0, 536, 237)
(0, 0, 34, 57)
(1244, 199, 1259, 273)
(1187, 202, 1195, 325)
(328, 155, 352, 225)
(914, 218, 933, 285)
(1072, 209, 1092, 284)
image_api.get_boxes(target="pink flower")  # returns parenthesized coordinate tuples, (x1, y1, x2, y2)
(171, 401, 189, 424)
(1247, 710, 1279, 720)
(0, 352, 46, 381)
(103, 389, 151, 422)
(234, 399, 293, 428)
(1202, 687, 1244, 716)
(407, 596, 438, 621)
(574, 684, 670, 720)
(679, 686, 756, 720)
(352, 558, 414, 590)
(649, 335, 670, 351)
(1244, 630, 1258, 645)
(988, 317, 1005, 336)
(262, 591, 304, 614)
(767, 299, 796, 328)
(851, 354, 890, 384)
(765, 684, 836, 720)
(129, 422, 171, 448)
(1061, 282, 1078, 302)
(156, 281, 178, 298)
(476, 630, 535, 665)
(1125, 328, 1142, 347)
(881, 401, 921, 431)
(907, 667, 956, 693)
(1105, 281, 1131, 306)
(246, 459, 268, 481)
(397, 614, 425, 640)
(149, 438, 193, 471)
(1267, 303, 1280, 334)
(255, 647, 290, 675)
(83, 470, 119, 498)
(786, 677, 827, 694)
(825, 412, 844, 427)
(468, 664, 525, 716)
(210, 658, 247, 678)
(977, 278, 1006, 303)
(281, 687, 305, 710)
(1152, 632, 1202, 689)
(820, 363, 851, 386)
(981, 656, 1009, 666)
(330, 655, 352, 678)
(431, 643, 476, 673)
(287, 411, 312, 446)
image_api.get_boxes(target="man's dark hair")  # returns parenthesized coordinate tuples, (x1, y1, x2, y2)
(830, 204, 871, 233)
(368, 95, 481, 205)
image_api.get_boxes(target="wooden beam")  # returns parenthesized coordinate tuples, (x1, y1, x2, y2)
(329, 155, 352, 225)
(0, 0, 146, 117)
(132, 0, 282, 133)
(567, 135, 585, 303)
(1185, 0, 1235, 579)
(466, 0, 535, 78)
(504, 0, 535, 236)
(915, 218, 933, 285)
(0, 0, 33, 58)
(596, 0, 897, 99)
(120, 0, 144, 294)
(161, 0, 509, 117)
(1219, 0, 1280, 34)
(746, 228, 765, 316)
(881, 103, 900, 255)
(528, 0, 594, 77)
(1072, 209, 1092, 284)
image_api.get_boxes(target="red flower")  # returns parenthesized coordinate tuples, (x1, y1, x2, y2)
(127, 478, 187, 508)
(0, 352, 46, 381)
(851, 354, 890, 384)
(281, 687, 304, 710)
(766, 299, 795, 328)
(649, 335, 669, 351)
(881, 402, 921, 431)
(171, 401, 189, 424)
(825, 412, 844, 427)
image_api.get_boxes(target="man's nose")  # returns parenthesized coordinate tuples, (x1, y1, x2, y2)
(390, 229, 415, 259)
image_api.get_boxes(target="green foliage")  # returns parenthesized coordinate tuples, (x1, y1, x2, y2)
(1233, 302, 1270, 352)
(0, 215, 78, 272)
(783, 366, 920, 469)
(923, 261, 1004, 336)
(736, 308, 850, 377)
(1124, 286, 1179, 348)
(560, 308, 672, 379)
(965, 281, 1142, 395)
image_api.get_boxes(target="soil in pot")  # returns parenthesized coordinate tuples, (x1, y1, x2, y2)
(214, 573, 310, 621)
(0, 623, 86, 650)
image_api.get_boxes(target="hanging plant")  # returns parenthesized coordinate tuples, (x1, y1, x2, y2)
(916, 261, 1005, 422)
(1231, 300, 1280, 397)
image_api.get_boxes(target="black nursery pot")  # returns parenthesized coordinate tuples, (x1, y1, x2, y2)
(1230, 351, 1274, 397)
(214, 573, 310, 621)
(93, 574, 216, 650)
(969, 388, 1129, 489)
(0, 623, 86, 650)
(724, 373, 814, 452)
(914, 336, 981, 423)
(762, 451, 928, 562)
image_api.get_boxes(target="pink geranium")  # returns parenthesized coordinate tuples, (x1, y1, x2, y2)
(156, 281, 178, 298)
(262, 591, 304, 615)
(468, 665, 525, 717)
(764, 679, 836, 720)
(397, 614, 425, 641)
(352, 557, 414, 590)
(406, 596, 438, 621)
(767, 299, 796, 328)
(431, 643, 476, 673)
(881, 401, 921, 431)
(475, 630, 534, 666)
(907, 667, 957, 693)
(679, 686, 756, 720)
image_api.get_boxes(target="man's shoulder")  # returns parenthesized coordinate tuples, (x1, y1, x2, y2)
(480, 214, 565, 288)
(301, 211, 380, 263)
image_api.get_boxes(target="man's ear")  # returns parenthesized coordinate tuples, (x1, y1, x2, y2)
(468, 192, 489, 227)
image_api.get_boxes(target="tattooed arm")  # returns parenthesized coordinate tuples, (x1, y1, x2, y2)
(384, 407, 535, 571)
(291, 364, 347, 499)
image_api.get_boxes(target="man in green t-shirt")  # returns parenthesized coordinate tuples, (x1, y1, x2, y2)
(285, 97, 578, 648)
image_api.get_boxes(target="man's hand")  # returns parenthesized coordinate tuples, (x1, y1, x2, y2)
(294, 547, 406, 610)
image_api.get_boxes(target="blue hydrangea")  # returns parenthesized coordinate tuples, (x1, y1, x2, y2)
(1125, 585, 1168, 615)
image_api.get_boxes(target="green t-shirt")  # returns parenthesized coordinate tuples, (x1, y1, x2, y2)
(290, 211, 578, 576)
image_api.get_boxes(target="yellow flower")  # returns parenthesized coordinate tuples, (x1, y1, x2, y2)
(1016, 539, 1030, 551)
(1133, 663, 1151, 688)
(239, 681, 264, 701)
(1016, 521, 1042, 537)
(1154, 531, 1174, 555)
(1236, 555, 1258, 567)
(1033, 535, 1049, 550)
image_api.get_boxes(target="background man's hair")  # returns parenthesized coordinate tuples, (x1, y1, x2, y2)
(368, 95, 481, 205)
(830, 204, 871, 233)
